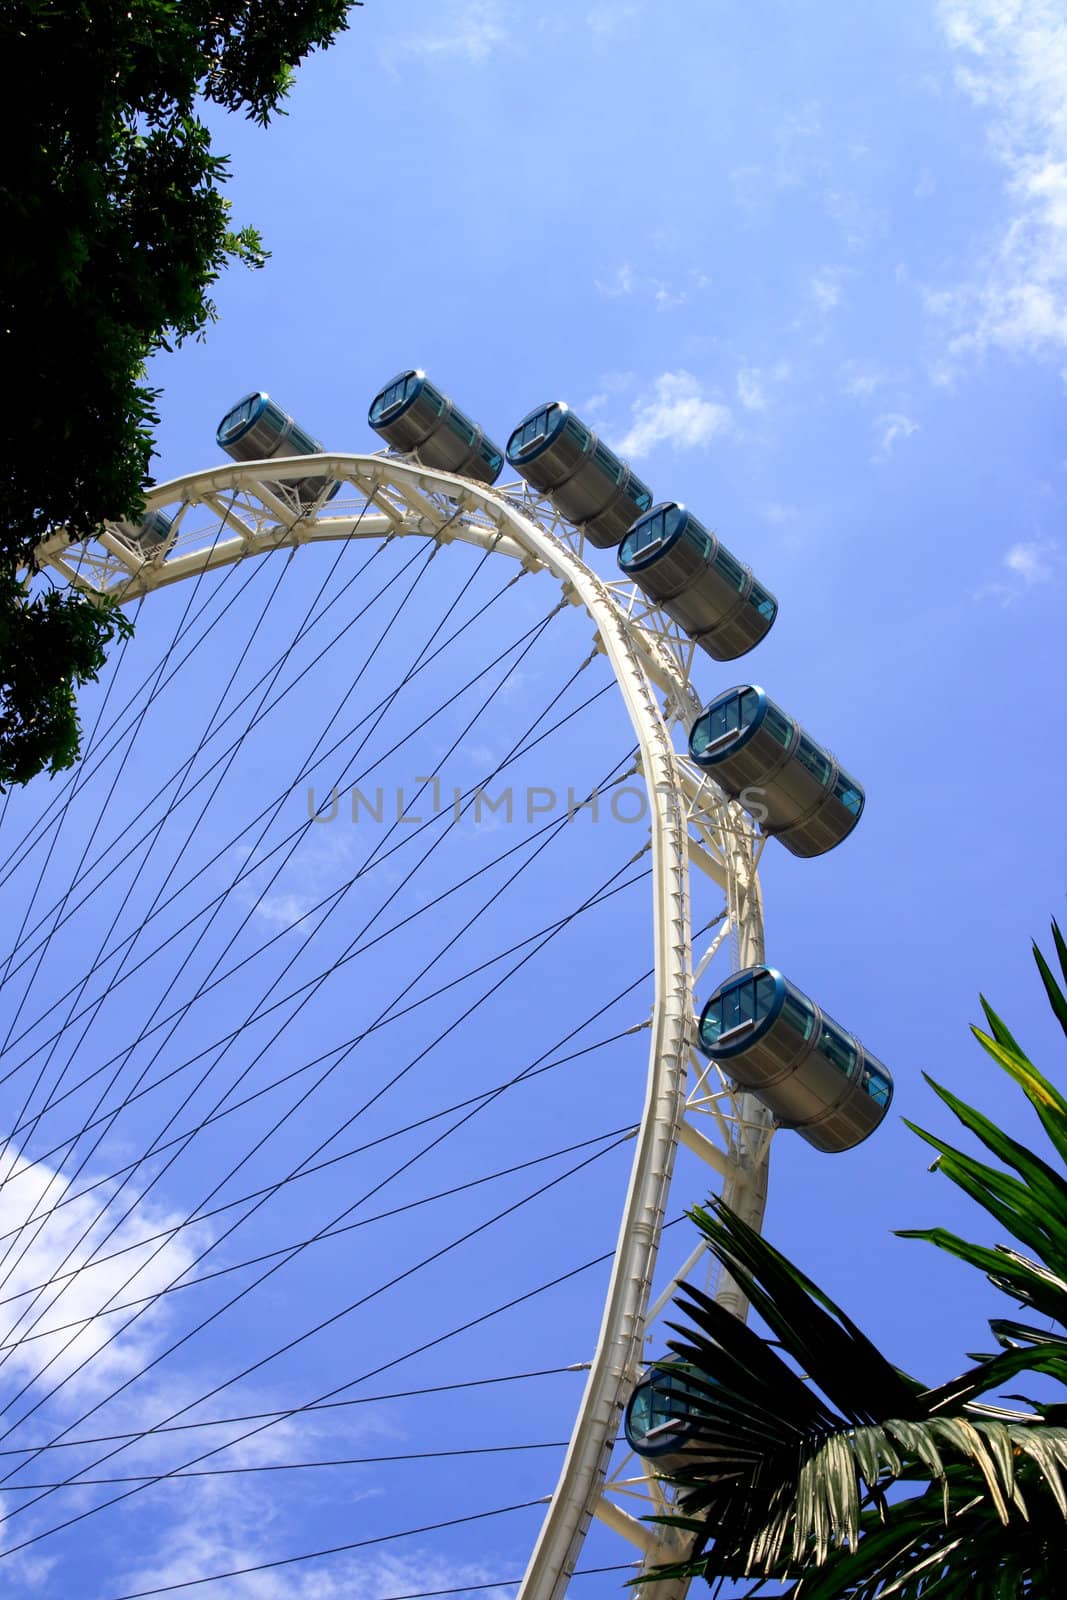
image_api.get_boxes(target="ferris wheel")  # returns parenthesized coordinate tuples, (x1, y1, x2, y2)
(8, 372, 893, 1600)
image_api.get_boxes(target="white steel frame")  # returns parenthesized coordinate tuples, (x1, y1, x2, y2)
(34, 455, 775, 1600)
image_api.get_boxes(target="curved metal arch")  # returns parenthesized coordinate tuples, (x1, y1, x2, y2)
(36, 455, 770, 1600)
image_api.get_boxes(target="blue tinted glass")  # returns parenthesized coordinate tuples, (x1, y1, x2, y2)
(630, 477, 653, 512)
(749, 581, 776, 620)
(780, 992, 815, 1041)
(593, 442, 622, 482)
(701, 996, 724, 1042)
(481, 443, 503, 470)
(863, 1066, 891, 1106)
(371, 375, 417, 422)
(818, 1022, 856, 1077)
(763, 703, 793, 748)
(834, 773, 863, 815)
(718, 974, 759, 1034)
(287, 423, 319, 457)
(739, 688, 760, 728)
(625, 509, 667, 558)
(794, 735, 831, 786)
(755, 972, 777, 1019)
(513, 406, 558, 454)
(714, 545, 746, 591)
(703, 692, 742, 746)
(450, 411, 477, 445)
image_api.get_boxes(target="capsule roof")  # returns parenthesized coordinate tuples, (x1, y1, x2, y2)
(216, 392, 269, 447)
(505, 402, 571, 465)
(368, 370, 427, 427)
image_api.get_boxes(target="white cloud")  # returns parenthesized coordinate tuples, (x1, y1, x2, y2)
(762, 502, 801, 525)
(873, 412, 919, 459)
(387, 0, 509, 66)
(932, 0, 1067, 360)
(736, 368, 766, 411)
(840, 360, 889, 399)
(587, 2, 638, 37)
(1005, 536, 1057, 583)
(810, 269, 844, 312)
(822, 188, 888, 251)
(975, 536, 1060, 602)
(595, 266, 699, 310)
(594, 262, 636, 298)
(0, 1150, 207, 1399)
(618, 372, 732, 458)
(736, 362, 790, 411)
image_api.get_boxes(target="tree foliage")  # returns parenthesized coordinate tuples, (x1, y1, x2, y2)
(643, 923, 1067, 1597)
(0, 0, 356, 788)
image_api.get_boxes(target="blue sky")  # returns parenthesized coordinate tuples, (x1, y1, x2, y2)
(2, 1, 1067, 1596)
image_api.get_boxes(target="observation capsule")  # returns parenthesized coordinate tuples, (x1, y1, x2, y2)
(215, 391, 338, 508)
(505, 402, 653, 549)
(689, 685, 864, 857)
(113, 508, 173, 555)
(618, 502, 777, 660)
(624, 1362, 704, 1475)
(697, 966, 893, 1154)
(368, 370, 504, 486)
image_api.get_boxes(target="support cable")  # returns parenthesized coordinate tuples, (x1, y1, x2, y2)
(0, 526, 376, 1310)
(0, 1134, 641, 1550)
(0, 1122, 639, 1350)
(0, 606, 596, 1429)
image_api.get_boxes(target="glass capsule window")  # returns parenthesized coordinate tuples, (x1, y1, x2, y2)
(702, 970, 778, 1044)
(629, 476, 654, 513)
(218, 394, 261, 442)
(510, 406, 559, 456)
(592, 441, 623, 483)
(762, 702, 794, 749)
(862, 1065, 892, 1106)
(450, 411, 477, 445)
(794, 735, 832, 786)
(624, 505, 685, 559)
(371, 373, 419, 422)
(628, 1367, 697, 1448)
(481, 443, 503, 472)
(748, 580, 776, 621)
(697, 693, 742, 750)
(684, 517, 715, 561)
(691, 687, 762, 755)
(816, 1021, 857, 1078)
(780, 992, 816, 1041)
(713, 546, 746, 592)
(287, 422, 319, 456)
(833, 772, 863, 815)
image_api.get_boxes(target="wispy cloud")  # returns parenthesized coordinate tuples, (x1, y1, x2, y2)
(0, 1151, 207, 1399)
(385, 0, 509, 66)
(618, 372, 732, 458)
(594, 263, 636, 298)
(736, 361, 791, 411)
(761, 501, 802, 526)
(840, 360, 889, 399)
(594, 264, 703, 311)
(975, 536, 1060, 603)
(872, 412, 919, 460)
(810, 269, 845, 313)
(931, 0, 1067, 362)
(587, 2, 638, 37)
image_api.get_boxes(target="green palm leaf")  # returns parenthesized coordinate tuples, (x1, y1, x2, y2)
(636, 922, 1067, 1594)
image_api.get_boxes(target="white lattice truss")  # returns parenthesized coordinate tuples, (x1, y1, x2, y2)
(34, 455, 776, 1600)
